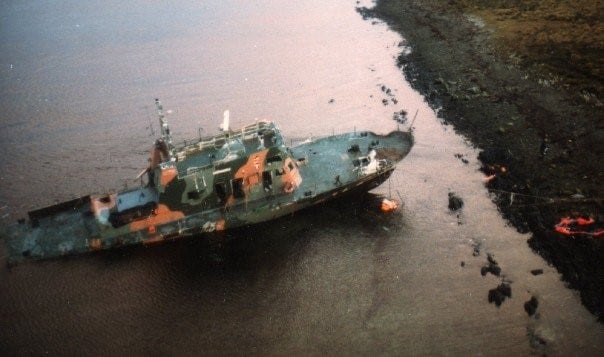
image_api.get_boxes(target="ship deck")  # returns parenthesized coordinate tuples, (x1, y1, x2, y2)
(290, 130, 413, 201)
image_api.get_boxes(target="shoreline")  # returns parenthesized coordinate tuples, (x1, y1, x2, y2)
(360, 1, 603, 320)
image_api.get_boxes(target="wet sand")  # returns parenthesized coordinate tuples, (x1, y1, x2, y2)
(1, 0, 603, 354)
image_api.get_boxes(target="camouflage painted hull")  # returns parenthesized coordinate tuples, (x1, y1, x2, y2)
(2, 119, 413, 263)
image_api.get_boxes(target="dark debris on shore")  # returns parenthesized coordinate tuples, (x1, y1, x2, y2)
(524, 296, 539, 317)
(488, 282, 512, 307)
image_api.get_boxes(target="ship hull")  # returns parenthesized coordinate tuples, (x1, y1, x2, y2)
(2, 127, 412, 263)
(3, 166, 394, 262)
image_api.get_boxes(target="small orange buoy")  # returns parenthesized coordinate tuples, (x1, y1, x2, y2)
(380, 198, 399, 212)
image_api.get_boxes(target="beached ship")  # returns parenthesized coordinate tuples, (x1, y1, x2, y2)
(2, 99, 413, 262)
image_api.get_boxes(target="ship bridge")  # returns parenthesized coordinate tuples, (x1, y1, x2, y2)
(170, 121, 284, 177)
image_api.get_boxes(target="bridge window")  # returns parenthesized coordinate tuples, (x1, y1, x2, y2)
(232, 178, 245, 198)
(262, 171, 272, 191)
(187, 191, 201, 200)
(267, 155, 282, 164)
(215, 182, 227, 202)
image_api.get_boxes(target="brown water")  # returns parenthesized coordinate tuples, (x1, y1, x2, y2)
(1, 0, 602, 354)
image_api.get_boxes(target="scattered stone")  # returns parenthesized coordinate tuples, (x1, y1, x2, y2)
(328, 98, 335, 104)
(527, 327, 547, 351)
(380, 85, 393, 95)
(461, 261, 465, 267)
(382, 98, 389, 105)
(391, 98, 398, 104)
(530, 269, 544, 276)
(448, 192, 464, 211)
(481, 264, 501, 277)
(524, 296, 539, 316)
(454, 153, 469, 164)
(488, 283, 512, 307)
(487, 253, 497, 265)
(392, 109, 408, 123)
(472, 242, 481, 256)
(481, 254, 501, 277)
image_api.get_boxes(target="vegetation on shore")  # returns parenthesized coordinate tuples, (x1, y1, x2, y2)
(455, 0, 603, 106)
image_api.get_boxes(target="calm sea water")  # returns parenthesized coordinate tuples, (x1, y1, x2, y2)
(1, 0, 602, 354)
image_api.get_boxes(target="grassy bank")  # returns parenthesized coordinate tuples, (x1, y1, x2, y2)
(360, 0, 603, 320)
(458, 0, 603, 104)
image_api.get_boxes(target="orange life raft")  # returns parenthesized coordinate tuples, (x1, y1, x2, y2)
(554, 216, 604, 238)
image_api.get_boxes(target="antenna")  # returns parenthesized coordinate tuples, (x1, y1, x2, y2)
(220, 110, 230, 132)
(155, 98, 174, 159)
(155, 99, 173, 145)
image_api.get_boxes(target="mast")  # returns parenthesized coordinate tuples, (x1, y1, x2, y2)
(154, 98, 174, 160)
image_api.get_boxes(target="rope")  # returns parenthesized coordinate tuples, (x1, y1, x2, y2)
(485, 187, 603, 207)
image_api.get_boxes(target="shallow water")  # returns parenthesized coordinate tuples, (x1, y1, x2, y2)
(1, 0, 602, 354)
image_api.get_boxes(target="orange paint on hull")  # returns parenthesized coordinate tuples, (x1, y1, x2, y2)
(215, 219, 226, 231)
(129, 204, 184, 232)
(160, 167, 178, 186)
(234, 149, 269, 181)
(223, 149, 269, 206)
(89, 238, 102, 251)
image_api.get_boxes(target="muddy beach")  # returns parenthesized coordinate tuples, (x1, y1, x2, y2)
(362, 0, 603, 319)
